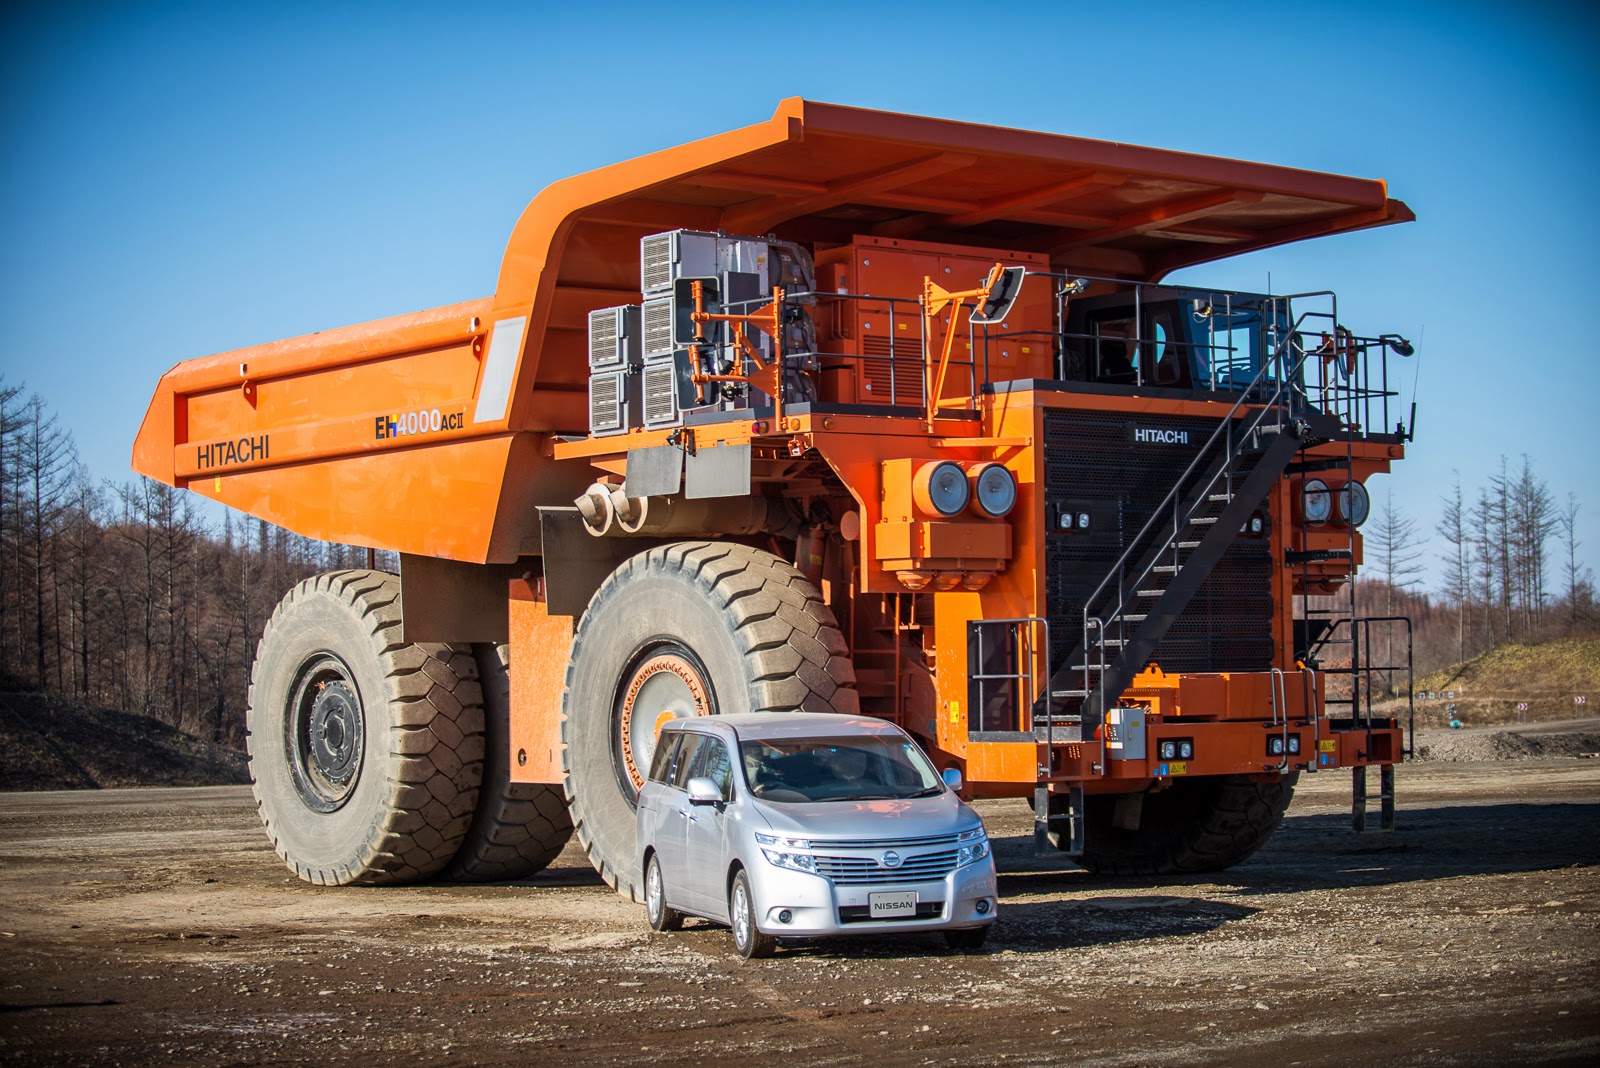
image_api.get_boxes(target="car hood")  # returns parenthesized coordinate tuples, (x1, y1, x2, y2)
(749, 792, 977, 842)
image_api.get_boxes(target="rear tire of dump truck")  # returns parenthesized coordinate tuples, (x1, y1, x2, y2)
(246, 570, 485, 886)
(1069, 773, 1298, 876)
(446, 643, 574, 882)
(561, 541, 858, 902)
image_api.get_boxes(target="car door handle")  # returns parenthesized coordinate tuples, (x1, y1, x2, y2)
(678, 808, 696, 823)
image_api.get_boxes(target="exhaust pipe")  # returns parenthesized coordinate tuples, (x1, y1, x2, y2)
(575, 484, 799, 539)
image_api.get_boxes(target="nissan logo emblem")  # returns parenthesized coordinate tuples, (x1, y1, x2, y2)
(879, 850, 903, 869)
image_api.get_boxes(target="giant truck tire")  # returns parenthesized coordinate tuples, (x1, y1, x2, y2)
(246, 570, 486, 886)
(1069, 773, 1298, 876)
(561, 541, 858, 902)
(445, 643, 575, 882)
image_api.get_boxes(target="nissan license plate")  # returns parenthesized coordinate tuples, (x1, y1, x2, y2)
(868, 891, 918, 919)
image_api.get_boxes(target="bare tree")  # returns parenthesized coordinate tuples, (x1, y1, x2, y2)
(1557, 492, 1590, 629)
(1437, 472, 1470, 662)
(13, 395, 79, 685)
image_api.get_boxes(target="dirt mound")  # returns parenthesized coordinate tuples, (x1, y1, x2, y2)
(1412, 724, 1600, 763)
(0, 683, 248, 791)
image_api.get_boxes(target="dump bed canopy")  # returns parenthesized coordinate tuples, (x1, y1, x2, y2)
(134, 100, 1411, 564)
(498, 98, 1412, 409)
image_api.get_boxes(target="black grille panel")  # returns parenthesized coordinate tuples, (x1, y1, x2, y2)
(1042, 409, 1273, 674)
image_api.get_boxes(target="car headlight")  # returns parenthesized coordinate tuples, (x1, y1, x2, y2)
(914, 460, 969, 517)
(755, 832, 812, 849)
(1337, 480, 1370, 527)
(966, 462, 1017, 518)
(1302, 479, 1332, 524)
(956, 827, 990, 867)
(760, 848, 817, 873)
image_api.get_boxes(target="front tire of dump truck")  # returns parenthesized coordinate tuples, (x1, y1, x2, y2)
(1069, 773, 1298, 876)
(446, 643, 574, 882)
(561, 541, 858, 902)
(246, 570, 485, 886)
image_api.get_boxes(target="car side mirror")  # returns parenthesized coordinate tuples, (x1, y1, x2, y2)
(941, 768, 963, 792)
(686, 777, 723, 805)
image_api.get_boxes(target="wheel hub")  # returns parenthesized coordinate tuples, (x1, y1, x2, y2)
(617, 652, 710, 790)
(286, 656, 365, 812)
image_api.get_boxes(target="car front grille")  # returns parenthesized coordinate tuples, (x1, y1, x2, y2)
(810, 833, 961, 851)
(813, 849, 959, 886)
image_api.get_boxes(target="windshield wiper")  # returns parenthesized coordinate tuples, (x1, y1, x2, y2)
(906, 786, 943, 798)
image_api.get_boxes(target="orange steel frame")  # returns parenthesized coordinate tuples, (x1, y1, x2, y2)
(131, 100, 1413, 800)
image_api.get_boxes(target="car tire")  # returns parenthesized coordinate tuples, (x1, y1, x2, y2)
(561, 541, 856, 902)
(729, 869, 775, 959)
(943, 927, 989, 951)
(644, 853, 684, 932)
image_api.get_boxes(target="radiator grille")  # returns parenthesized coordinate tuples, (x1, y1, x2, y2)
(641, 234, 673, 294)
(588, 373, 623, 435)
(1042, 409, 1273, 674)
(642, 360, 679, 426)
(813, 849, 958, 886)
(838, 902, 945, 924)
(860, 335, 923, 404)
(642, 300, 673, 357)
(588, 308, 620, 370)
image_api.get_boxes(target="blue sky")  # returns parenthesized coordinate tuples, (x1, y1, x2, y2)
(2, 0, 1596, 589)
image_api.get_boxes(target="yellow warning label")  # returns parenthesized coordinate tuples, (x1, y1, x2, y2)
(1169, 762, 1188, 775)
(1319, 740, 1337, 753)
(949, 700, 960, 724)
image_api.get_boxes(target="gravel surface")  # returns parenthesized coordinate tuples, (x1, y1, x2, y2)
(1, 755, 1597, 1067)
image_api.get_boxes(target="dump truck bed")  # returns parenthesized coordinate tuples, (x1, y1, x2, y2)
(132, 99, 1410, 562)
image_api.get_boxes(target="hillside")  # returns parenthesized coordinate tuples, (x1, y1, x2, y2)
(0, 680, 248, 791)
(1401, 635, 1600, 729)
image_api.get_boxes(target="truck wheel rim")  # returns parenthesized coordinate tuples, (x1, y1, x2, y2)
(286, 654, 364, 813)
(616, 646, 711, 793)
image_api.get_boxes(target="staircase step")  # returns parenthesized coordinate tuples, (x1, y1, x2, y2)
(1136, 589, 1164, 598)
(1208, 493, 1234, 502)
(1096, 639, 1127, 648)
(1153, 565, 1180, 575)
(1123, 614, 1148, 622)
(1171, 540, 1201, 549)
(1051, 689, 1088, 698)
(1190, 516, 1218, 526)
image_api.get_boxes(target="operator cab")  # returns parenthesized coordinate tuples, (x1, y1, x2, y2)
(1059, 285, 1291, 395)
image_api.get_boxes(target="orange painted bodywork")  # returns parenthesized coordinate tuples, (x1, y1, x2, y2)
(131, 100, 1414, 795)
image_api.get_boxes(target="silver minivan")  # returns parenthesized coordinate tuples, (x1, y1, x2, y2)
(635, 712, 998, 958)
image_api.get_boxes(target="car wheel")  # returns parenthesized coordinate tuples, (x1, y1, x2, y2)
(943, 926, 989, 951)
(729, 869, 775, 959)
(644, 853, 683, 932)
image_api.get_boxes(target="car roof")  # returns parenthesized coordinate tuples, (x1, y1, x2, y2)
(662, 713, 907, 742)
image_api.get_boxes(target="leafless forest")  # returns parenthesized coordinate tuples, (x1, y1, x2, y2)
(0, 375, 1593, 748)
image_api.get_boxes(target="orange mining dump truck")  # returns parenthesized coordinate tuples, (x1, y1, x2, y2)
(133, 100, 1418, 896)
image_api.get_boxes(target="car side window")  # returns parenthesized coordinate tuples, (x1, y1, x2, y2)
(648, 732, 683, 785)
(669, 735, 705, 790)
(698, 738, 735, 801)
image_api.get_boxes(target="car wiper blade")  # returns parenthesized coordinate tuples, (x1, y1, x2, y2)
(906, 786, 943, 798)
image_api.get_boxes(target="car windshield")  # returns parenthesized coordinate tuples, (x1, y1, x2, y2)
(738, 735, 943, 803)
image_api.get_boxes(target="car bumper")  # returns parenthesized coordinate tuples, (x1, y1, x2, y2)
(744, 857, 998, 937)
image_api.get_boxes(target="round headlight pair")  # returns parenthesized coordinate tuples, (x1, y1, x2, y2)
(913, 461, 1017, 519)
(1301, 478, 1369, 527)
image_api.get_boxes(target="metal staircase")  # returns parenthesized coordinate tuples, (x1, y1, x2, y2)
(1037, 325, 1327, 751)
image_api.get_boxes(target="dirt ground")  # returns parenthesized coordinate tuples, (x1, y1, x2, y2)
(2, 749, 1597, 1067)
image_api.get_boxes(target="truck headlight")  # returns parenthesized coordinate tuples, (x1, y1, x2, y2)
(914, 460, 969, 517)
(1302, 479, 1332, 524)
(966, 462, 1017, 518)
(1337, 480, 1370, 526)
